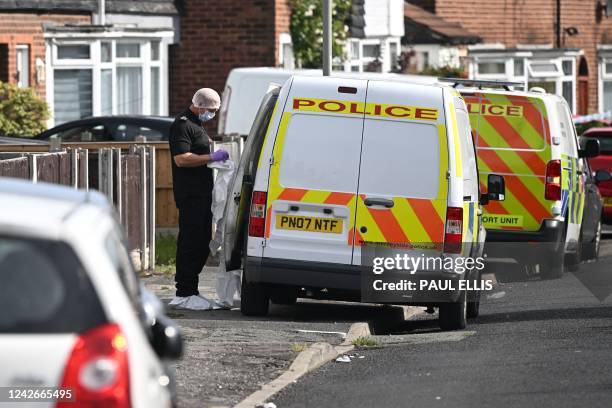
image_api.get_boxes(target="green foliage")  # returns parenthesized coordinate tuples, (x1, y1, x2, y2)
(352, 336, 379, 347)
(156, 233, 177, 266)
(419, 65, 468, 78)
(0, 82, 49, 137)
(289, 0, 351, 69)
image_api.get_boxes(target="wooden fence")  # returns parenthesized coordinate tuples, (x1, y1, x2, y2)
(0, 146, 156, 272)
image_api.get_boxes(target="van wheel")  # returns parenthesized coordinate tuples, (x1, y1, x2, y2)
(582, 221, 601, 261)
(467, 292, 481, 318)
(270, 292, 298, 305)
(439, 291, 467, 331)
(565, 231, 582, 272)
(540, 252, 564, 279)
(240, 271, 269, 316)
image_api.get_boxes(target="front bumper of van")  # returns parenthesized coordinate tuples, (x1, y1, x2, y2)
(244, 256, 466, 304)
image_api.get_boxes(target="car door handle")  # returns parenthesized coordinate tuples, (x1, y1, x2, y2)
(364, 197, 394, 208)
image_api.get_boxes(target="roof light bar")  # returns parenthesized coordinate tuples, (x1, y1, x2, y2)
(438, 77, 525, 91)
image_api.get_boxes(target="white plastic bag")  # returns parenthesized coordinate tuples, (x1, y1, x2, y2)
(207, 160, 241, 307)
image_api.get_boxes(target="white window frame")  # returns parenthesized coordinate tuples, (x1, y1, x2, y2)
(16, 44, 29, 88)
(278, 33, 294, 69)
(598, 56, 612, 113)
(471, 55, 577, 114)
(527, 59, 563, 78)
(46, 36, 169, 126)
(53, 42, 93, 65)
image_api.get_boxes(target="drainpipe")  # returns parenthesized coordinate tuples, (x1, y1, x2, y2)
(97, 0, 106, 25)
(556, 0, 561, 48)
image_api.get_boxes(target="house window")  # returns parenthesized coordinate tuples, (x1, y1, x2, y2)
(151, 41, 160, 61)
(101, 69, 112, 115)
(116, 43, 140, 58)
(528, 60, 562, 77)
(389, 42, 398, 71)
(362, 44, 380, 58)
(151, 67, 160, 115)
(117, 67, 142, 114)
(101, 42, 112, 62)
(49, 38, 167, 125)
(514, 59, 525, 77)
(472, 55, 576, 113)
(53, 69, 92, 123)
(478, 61, 506, 75)
(350, 41, 360, 60)
(57, 44, 90, 60)
(16, 45, 29, 88)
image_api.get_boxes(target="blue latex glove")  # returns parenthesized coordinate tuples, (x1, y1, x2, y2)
(210, 149, 229, 162)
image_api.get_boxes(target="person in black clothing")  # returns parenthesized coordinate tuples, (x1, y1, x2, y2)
(168, 88, 229, 310)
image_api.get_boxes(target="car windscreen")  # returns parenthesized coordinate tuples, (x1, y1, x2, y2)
(582, 135, 612, 154)
(0, 235, 106, 333)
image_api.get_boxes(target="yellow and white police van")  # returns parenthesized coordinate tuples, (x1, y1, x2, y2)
(448, 79, 601, 279)
(222, 75, 505, 330)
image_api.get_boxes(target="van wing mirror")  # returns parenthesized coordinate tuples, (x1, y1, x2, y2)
(480, 174, 505, 205)
(579, 139, 600, 158)
(595, 169, 612, 183)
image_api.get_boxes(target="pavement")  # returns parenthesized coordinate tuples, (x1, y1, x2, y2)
(144, 269, 411, 407)
(270, 238, 612, 408)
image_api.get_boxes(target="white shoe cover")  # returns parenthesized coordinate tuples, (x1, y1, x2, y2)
(168, 295, 218, 310)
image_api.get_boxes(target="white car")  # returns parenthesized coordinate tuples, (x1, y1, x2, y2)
(0, 178, 182, 408)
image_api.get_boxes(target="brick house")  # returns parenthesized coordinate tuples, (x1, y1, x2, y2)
(406, 0, 612, 115)
(0, 0, 179, 127)
(169, 0, 405, 116)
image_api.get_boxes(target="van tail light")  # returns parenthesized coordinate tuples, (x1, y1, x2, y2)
(248, 191, 268, 238)
(444, 207, 463, 254)
(57, 324, 130, 408)
(545, 160, 562, 201)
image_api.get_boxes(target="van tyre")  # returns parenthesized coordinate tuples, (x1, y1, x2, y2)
(240, 271, 269, 316)
(582, 221, 601, 261)
(565, 232, 582, 273)
(540, 252, 564, 280)
(439, 291, 467, 331)
(270, 292, 297, 305)
(467, 291, 481, 319)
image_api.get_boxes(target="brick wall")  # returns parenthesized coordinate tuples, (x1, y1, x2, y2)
(433, 0, 612, 113)
(0, 12, 90, 99)
(170, 0, 291, 116)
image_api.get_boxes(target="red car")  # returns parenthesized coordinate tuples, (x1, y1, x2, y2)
(582, 127, 612, 223)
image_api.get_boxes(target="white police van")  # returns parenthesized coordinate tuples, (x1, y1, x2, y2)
(222, 75, 505, 330)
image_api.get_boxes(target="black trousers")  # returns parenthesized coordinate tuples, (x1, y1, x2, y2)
(175, 196, 212, 297)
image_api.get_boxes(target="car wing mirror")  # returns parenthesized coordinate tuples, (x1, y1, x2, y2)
(480, 174, 505, 205)
(151, 314, 184, 360)
(579, 139, 600, 158)
(595, 169, 612, 183)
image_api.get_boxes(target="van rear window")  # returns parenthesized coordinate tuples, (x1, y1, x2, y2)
(467, 96, 548, 151)
(278, 114, 363, 193)
(359, 119, 441, 199)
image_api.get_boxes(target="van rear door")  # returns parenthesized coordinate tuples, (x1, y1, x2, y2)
(263, 77, 367, 264)
(223, 87, 279, 271)
(463, 92, 553, 232)
(352, 81, 448, 264)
